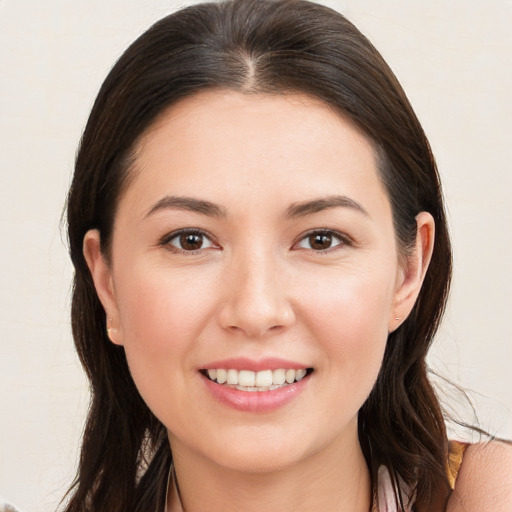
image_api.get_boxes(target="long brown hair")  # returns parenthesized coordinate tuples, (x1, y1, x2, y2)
(65, 1, 452, 510)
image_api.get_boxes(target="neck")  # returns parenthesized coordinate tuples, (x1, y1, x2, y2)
(166, 421, 372, 512)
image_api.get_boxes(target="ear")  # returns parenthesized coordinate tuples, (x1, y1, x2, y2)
(83, 229, 124, 346)
(389, 212, 435, 332)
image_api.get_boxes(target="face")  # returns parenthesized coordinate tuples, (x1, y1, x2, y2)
(85, 90, 431, 474)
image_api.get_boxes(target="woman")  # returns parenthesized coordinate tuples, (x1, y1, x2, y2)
(64, 0, 512, 511)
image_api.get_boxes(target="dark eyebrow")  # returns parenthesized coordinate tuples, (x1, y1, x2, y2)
(145, 195, 227, 218)
(285, 195, 369, 219)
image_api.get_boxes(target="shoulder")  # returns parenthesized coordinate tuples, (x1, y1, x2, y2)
(446, 440, 512, 511)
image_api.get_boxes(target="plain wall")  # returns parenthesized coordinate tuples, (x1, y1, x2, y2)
(0, 0, 510, 510)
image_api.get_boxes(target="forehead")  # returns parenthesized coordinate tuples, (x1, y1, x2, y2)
(123, 90, 388, 217)
(138, 90, 373, 161)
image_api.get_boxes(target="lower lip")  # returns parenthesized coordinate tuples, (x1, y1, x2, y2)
(202, 373, 310, 413)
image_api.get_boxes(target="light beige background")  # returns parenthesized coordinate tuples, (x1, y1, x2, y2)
(0, 0, 510, 510)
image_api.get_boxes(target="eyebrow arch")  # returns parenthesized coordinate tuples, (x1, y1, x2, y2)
(145, 195, 227, 218)
(285, 195, 369, 218)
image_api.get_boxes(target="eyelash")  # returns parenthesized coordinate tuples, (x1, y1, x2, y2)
(160, 228, 218, 254)
(160, 228, 352, 254)
(294, 229, 352, 253)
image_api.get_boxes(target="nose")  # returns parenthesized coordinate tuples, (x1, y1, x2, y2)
(218, 250, 295, 338)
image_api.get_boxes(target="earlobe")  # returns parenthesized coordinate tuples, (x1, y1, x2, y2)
(83, 229, 124, 345)
(389, 212, 435, 331)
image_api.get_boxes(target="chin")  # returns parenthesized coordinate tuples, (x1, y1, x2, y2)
(196, 421, 337, 476)
(213, 445, 304, 475)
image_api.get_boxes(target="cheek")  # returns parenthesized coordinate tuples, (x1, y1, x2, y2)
(112, 265, 218, 409)
(116, 265, 215, 350)
(298, 265, 394, 391)
(300, 261, 395, 332)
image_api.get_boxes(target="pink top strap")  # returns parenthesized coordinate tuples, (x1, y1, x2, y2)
(374, 465, 415, 512)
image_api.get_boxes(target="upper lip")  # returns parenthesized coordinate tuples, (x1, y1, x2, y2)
(200, 357, 310, 372)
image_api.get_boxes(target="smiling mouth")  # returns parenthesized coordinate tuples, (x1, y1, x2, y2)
(201, 368, 314, 392)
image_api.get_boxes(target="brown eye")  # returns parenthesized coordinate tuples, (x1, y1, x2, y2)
(309, 233, 333, 250)
(180, 233, 203, 250)
(166, 230, 215, 252)
(296, 230, 346, 252)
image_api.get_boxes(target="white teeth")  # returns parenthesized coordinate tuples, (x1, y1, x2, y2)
(235, 385, 269, 392)
(295, 369, 307, 381)
(255, 370, 273, 387)
(285, 369, 296, 384)
(227, 369, 238, 385)
(205, 367, 309, 389)
(238, 370, 255, 387)
(272, 369, 286, 385)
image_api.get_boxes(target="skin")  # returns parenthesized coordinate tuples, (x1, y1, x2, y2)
(84, 90, 435, 511)
(447, 441, 512, 512)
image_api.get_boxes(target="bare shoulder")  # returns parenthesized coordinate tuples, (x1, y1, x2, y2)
(446, 440, 512, 511)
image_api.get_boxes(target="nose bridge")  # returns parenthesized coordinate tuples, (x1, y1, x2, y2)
(219, 244, 294, 337)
